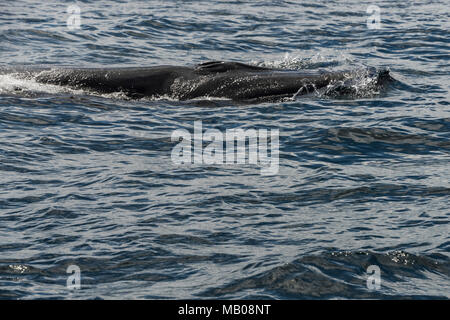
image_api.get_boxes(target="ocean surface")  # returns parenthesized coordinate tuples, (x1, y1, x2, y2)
(0, 0, 449, 299)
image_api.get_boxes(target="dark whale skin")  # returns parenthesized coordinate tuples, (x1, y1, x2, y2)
(19, 61, 390, 101)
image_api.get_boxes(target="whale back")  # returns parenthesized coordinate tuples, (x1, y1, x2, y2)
(17, 62, 392, 102)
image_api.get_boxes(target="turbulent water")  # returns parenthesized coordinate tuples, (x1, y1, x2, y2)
(0, 0, 449, 299)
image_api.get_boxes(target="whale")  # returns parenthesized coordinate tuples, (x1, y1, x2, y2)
(3, 61, 392, 102)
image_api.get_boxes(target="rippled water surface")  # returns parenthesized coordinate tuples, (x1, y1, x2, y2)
(0, 0, 449, 299)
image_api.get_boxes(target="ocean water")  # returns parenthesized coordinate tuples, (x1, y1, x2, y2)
(0, 0, 449, 299)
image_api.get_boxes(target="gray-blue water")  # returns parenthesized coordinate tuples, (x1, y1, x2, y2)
(0, 0, 449, 299)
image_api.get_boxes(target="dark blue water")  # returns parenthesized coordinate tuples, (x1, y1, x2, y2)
(0, 0, 449, 299)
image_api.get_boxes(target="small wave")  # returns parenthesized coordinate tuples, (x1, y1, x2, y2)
(203, 250, 450, 299)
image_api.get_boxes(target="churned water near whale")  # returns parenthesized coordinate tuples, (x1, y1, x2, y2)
(0, 0, 449, 299)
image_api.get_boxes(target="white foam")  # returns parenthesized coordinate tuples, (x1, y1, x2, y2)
(252, 50, 354, 70)
(0, 73, 85, 97)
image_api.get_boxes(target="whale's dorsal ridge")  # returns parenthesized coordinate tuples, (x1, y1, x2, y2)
(195, 61, 270, 73)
